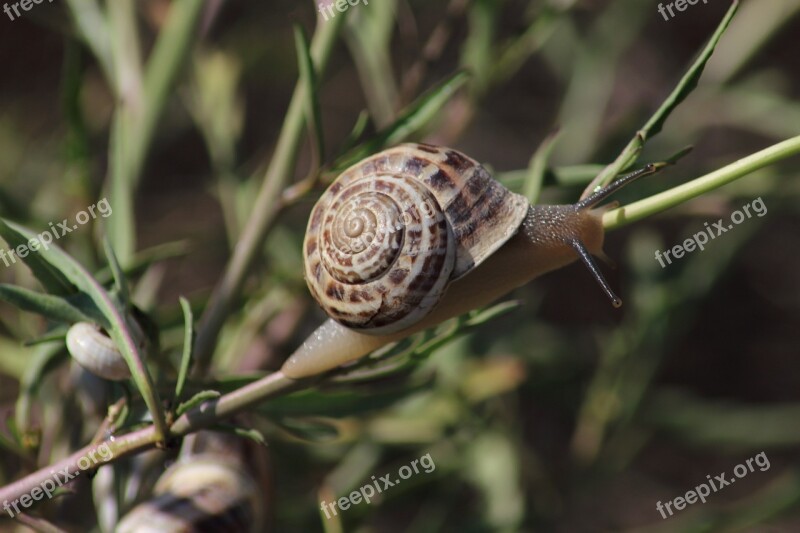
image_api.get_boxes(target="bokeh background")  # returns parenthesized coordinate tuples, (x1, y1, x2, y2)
(1, 0, 799, 531)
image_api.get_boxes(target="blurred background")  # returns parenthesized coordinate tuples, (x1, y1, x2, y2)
(0, 0, 799, 531)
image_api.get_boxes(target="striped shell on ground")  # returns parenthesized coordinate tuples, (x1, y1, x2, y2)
(303, 143, 530, 335)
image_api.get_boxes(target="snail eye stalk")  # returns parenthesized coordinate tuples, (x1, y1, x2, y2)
(570, 239, 622, 308)
(575, 163, 662, 211)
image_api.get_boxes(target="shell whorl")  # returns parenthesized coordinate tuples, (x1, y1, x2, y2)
(304, 143, 529, 334)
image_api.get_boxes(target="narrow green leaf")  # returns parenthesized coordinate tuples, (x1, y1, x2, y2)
(604, 134, 800, 230)
(0, 285, 89, 324)
(342, 0, 398, 127)
(103, 236, 130, 307)
(461, 0, 498, 97)
(523, 130, 561, 203)
(4, 418, 24, 452)
(176, 390, 220, 416)
(94, 240, 190, 286)
(174, 296, 194, 402)
(293, 24, 325, 165)
(664, 145, 694, 165)
(492, 7, 560, 86)
(111, 400, 131, 431)
(497, 164, 607, 191)
(2, 410, 36, 459)
(15, 344, 65, 437)
(465, 300, 522, 327)
(0, 220, 74, 296)
(1, 220, 168, 441)
(585, 0, 739, 194)
(259, 383, 428, 417)
(0, 430, 28, 461)
(211, 424, 267, 447)
(23, 329, 70, 346)
(337, 110, 370, 155)
(642, 1, 739, 139)
(273, 417, 340, 442)
(331, 71, 470, 172)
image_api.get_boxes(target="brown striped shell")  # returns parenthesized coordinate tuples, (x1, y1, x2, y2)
(117, 454, 263, 533)
(304, 143, 530, 334)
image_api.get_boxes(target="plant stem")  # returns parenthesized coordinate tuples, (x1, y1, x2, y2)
(603, 134, 800, 230)
(138, 0, 207, 175)
(107, 0, 205, 265)
(65, 0, 114, 85)
(0, 371, 301, 507)
(168, 371, 304, 434)
(193, 15, 345, 374)
(106, 0, 144, 265)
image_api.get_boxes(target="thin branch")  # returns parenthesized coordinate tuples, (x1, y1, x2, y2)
(0, 371, 303, 507)
(65, 0, 114, 86)
(603, 135, 800, 230)
(193, 15, 346, 374)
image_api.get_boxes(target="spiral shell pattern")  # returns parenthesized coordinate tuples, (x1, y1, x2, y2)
(304, 143, 529, 334)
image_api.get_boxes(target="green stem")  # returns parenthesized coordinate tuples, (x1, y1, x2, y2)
(138, 0, 206, 173)
(603, 134, 800, 230)
(169, 371, 303, 435)
(0, 371, 300, 507)
(193, 15, 345, 374)
(106, 0, 143, 265)
(107, 0, 205, 265)
(65, 0, 114, 85)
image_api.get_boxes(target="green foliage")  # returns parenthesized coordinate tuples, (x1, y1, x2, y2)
(0, 1, 799, 531)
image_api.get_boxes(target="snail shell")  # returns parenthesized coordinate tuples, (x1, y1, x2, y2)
(285, 144, 657, 379)
(66, 321, 144, 381)
(304, 143, 529, 334)
(116, 454, 263, 533)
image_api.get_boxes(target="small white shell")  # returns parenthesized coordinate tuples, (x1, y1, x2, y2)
(66, 322, 131, 381)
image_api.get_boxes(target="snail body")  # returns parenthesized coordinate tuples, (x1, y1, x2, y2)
(285, 143, 654, 379)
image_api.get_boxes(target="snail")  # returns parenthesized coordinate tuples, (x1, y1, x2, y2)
(66, 320, 145, 381)
(116, 453, 264, 533)
(282, 143, 660, 379)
